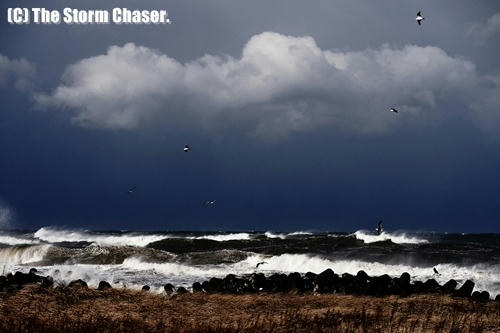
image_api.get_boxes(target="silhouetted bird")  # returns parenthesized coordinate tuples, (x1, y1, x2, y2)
(433, 267, 440, 275)
(184, 145, 191, 152)
(256, 261, 267, 268)
(127, 186, 136, 194)
(389, 108, 399, 113)
(376, 220, 383, 235)
(416, 11, 424, 25)
(204, 200, 216, 205)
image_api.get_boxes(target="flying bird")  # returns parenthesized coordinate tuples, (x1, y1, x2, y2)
(256, 261, 267, 268)
(204, 200, 216, 205)
(433, 267, 440, 275)
(416, 11, 424, 25)
(389, 108, 399, 114)
(127, 186, 136, 194)
(184, 145, 191, 152)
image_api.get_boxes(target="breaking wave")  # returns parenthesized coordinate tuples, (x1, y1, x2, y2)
(188, 233, 252, 241)
(0, 244, 52, 265)
(354, 230, 429, 244)
(0, 234, 40, 246)
(34, 227, 168, 247)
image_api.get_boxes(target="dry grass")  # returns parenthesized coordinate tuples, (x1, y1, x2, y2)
(0, 285, 499, 332)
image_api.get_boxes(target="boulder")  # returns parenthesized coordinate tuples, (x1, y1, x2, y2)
(392, 275, 412, 297)
(455, 280, 474, 298)
(495, 294, 500, 301)
(176, 286, 188, 294)
(164, 283, 175, 294)
(248, 273, 267, 292)
(422, 279, 440, 293)
(479, 291, 490, 301)
(440, 279, 457, 294)
(97, 281, 112, 290)
(203, 278, 223, 293)
(268, 273, 289, 293)
(41, 276, 54, 288)
(367, 274, 392, 296)
(68, 279, 88, 289)
(287, 272, 304, 292)
(192, 282, 204, 293)
(141, 285, 150, 291)
(314, 269, 337, 293)
(302, 272, 317, 292)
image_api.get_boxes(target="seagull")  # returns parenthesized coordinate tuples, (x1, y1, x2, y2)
(184, 145, 191, 152)
(127, 186, 136, 194)
(256, 261, 267, 268)
(389, 108, 399, 114)
(416, 11, 424, 25)
(433, 267, 440, 275)
(204, 200, 216, 205)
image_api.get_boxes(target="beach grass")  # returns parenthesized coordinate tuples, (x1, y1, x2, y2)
(0, 285, 499, 332)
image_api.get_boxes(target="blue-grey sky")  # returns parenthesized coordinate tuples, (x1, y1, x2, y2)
(1, 0, 500, 232)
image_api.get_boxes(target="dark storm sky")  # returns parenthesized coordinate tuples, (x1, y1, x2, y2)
(1, 0, 499, 232)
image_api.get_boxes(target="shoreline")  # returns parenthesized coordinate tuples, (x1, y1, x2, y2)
(1, 284, 499, 332)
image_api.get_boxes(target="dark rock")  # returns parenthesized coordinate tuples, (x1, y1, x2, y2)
(97, 281, 112, 290)
(400, 272, 411, 284)
(455, 280, 474, 298)
(192, 282, 204, 293)
(422, 279, 440, 293)
(142, 285, 150, 291)
(440, 279, 457, 294)
(287, 272, 304, 292)
(176, 286, 188, 294)
(302, 272, 317, 292)
(471, 291, 481, 300)
(495, 294, 500, 301)
(203, 277, 223, 293)
(367, 274, 392, 296)
(479, 291, 490, 301)
(314, 269, 337, 293)
(164, 283, 175, 294)
(356, 270, 369, 281)
(68, 279, 88, 289)
(268, 273, 289, 293)
(392, 274, 412, 297)
(248, 273, 267, 292)
(29, 268, 38, 275)
(339, 273, 356, 294)
(41, 276, 54, 288)
(222, 274, 245, 293)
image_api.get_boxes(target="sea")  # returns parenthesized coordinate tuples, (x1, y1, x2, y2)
(0, 228, 499, 298)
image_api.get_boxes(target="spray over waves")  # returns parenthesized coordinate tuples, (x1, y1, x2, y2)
(0, 244, 52, 265)
(264, 231, 313, 239)
(187, 233, 252, 241)
(354, 230, 429, 244)
(0, 234, 40, 246)
(34, 227, 168, 247)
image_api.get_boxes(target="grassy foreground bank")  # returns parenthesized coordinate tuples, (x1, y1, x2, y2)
(0, 285, 499, 332)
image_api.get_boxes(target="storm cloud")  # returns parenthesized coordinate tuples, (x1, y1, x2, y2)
(36, 32, 493, 138)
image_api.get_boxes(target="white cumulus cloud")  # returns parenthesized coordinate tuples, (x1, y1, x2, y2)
(36, 32, 495, 138)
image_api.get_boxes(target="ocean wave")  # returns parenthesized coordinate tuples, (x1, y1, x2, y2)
(0, 244, 52, 265)
(34, 227, 168, 247)
(187, 233, 252, 241)
(264, 231, 313, 239)
(0, 234, 40, 246)
(354, 230, 429, 244)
